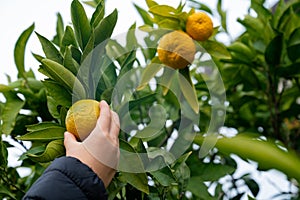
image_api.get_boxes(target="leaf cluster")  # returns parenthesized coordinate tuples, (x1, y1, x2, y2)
(1, 0, 300, 199)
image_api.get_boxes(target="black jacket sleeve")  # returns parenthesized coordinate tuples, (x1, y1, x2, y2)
(22, 156, 108, 200)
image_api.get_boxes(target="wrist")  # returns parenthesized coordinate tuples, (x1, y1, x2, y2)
(74, 146, 115, 188)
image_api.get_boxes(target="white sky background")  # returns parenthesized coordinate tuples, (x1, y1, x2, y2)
(0, 0, 249, 84)
(0, 0, 297, 199)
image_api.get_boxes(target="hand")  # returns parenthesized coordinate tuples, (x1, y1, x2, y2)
(64, 100, 120, 188)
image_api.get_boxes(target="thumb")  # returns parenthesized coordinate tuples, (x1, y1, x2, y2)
(64, 131, 78, 150)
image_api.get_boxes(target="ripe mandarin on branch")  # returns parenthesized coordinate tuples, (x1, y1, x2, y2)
(157, 31, 196, 69)
(186, 12, 213, 41)
(65, 99, 100, 141)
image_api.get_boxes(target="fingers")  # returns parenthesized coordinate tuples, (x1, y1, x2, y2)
(89, 100, 120, 146)
(110, 111, 120, 140)
(97, 100, 111, 134)
(64, 131, 78, 154)
(82, 100, 120, 169)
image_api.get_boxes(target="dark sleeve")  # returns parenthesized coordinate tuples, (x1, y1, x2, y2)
(22, 156, 107, 200)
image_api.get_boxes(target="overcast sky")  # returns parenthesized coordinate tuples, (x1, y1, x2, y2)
(0, 0, 253, 84)
(1, 0, 294, 199)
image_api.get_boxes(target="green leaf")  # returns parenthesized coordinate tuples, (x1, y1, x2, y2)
(193, 163, 234, 181)
(173, 155, 191, 186)
(238, 15, 270, 43)
(147, 148, 176, 167)
(36, 32, 63, 64)
(0, 140, 8, 167)
(188, 0, 212, 14)
(17, 126, 65, 141)
(18, 145, 45, 161)
(240, 67, 260, 90)
(228, 41, 256, 62)
(0, 185, 16, 200)
(25, 68, 36, 78)
(134, 3, 153, 26)
(134, 104, 167, 139)
(52, 13, 64, 47)
(287, 28, 300, 62)
(137, 57, 163, 90)
(187, 152, 235, 182)
(118, 50, 136, 79)
(59, 106, 68, 126)
(14, 23, 35, 79)
(126, 23, 138, 51)
(187, 177, 214, 199)
(120, 172, 149, 194)
(46, 96, 61, 119)
(173, 152, 192, 168)
(83, 0, 99, 8)
(1, 92, 25, 135)
(130, 138, 147, 154)
(63, 46, 80, 75)
(43, 80, 72, 107)
(10, 114, 39, 138)
(94, 55, 118, 98)
(200, 40, 231, 59)
(0, 84, 11, 93)
(146, 0, 158, 8)
(251, 0, 272, 24)
(70, 46, 82, 64)
(272, 0, 287, 28)
(118, 139, 146, 172)
(106, 179, 126, 200)
(27, 78, 44, 92)
(27, 140, 65, 163)
(277, 5, 300, 38)
(32, 52, 45, 63)
(157, 18, 180, 29)
(6, 79, 23, 88)
(264, 34, 283, 67)
(90, 0, 105, 28)
(150, 166, 176, 186)
(81, 29, 95, 62)
(276, 62, 300, 78)
(194, 134, 300, 182)
(217, 0, 227, 32)
(71, 0, 91, 51)
(288, 27, 300, 46)
(287, 44, 300, 62)
(149, 5, 178, 19)
(61, 26, 78, 54)
(26, 122, 62, 131)
(106, 39, 127, 64)
(159, 67, 176, 95)
(117, 93, 157, 118)
(178, 68, 199, 113)
(100, 88, 114, 104)
(0, 103, 3, 128)
(41, 59, 86, 99)
(94, 9, 118, 47)
(244, 177, 259, 197)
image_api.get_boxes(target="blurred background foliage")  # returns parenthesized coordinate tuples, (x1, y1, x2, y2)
(0, 0, 300, 199)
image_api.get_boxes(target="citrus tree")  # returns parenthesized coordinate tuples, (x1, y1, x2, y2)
(0, 0, 300, 199)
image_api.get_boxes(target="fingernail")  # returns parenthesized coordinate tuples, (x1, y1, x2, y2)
(100, 100, 107, 107)
(64, 132, 69, 138)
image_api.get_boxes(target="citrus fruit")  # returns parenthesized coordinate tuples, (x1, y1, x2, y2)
(65, 99, 100, 141)
(157, 31, 196, 69)
(186, 12, 213, 41)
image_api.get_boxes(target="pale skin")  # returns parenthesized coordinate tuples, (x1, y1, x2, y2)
(64, 100, 120, 188)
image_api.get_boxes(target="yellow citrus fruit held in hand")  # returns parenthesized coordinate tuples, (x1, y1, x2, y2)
(186, 12, 213, 41)
(157, 31, 196, 69)
(65, 99, 100, 141)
